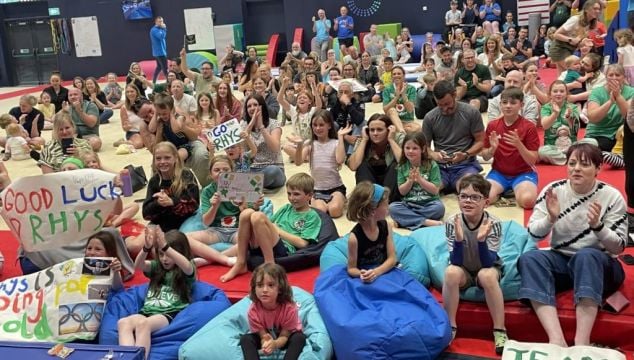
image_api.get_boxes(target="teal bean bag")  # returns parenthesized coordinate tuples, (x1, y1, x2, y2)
(179, 198, 274, 233)
(412, 220, 536, 301)
(178, 287, 333, 360)
(319, 232, 430, 287)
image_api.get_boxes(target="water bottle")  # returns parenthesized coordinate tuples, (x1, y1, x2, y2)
(120, 169, 133, 197)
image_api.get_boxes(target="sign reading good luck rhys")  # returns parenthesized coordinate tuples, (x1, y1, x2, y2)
(0, 257, 114, 342)
(0, 169, 120, 252)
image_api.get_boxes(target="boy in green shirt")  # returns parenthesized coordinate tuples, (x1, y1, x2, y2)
(221, 173, 322, 282)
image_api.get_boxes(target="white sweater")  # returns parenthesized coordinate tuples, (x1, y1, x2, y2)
(528, 180, 627, 257)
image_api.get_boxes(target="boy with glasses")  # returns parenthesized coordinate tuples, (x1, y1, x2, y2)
(442, 173, 508, 354)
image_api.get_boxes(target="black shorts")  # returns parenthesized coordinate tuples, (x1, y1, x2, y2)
(139, 310, 181, 324)
(339, 37, 354, 47)
(314, 185, 346, 203)
(249, 239, 289, 258)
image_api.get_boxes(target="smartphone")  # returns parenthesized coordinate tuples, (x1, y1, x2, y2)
(61, 138, 74, 155)
(619, 254, 634, 266)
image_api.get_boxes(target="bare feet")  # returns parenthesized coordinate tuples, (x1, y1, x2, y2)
(224, 256, 237, 267)
(424, 219, 444, 227)
(193, 257, 210, 267)
(220, 262, 248, 282)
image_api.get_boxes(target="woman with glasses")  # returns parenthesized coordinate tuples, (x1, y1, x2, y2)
(518, 143, 626, 347)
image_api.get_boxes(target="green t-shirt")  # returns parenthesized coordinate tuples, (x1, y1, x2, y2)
(382, 84, 417, 121)
(200, 182, 240, 228)
(271, 204, 322, 254)
(541, 102, 580, 146)
(454, 64, 492, 99)
(140, 260, 196, 315)
(71, 101, 100, 137)
(396, 161, 441, 204)
(586, 85, 634, 140)
(563, 70, 580, 84)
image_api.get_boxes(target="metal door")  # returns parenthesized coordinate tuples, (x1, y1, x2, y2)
(32, 19, 57, 84)
(6, 20, 38, 85)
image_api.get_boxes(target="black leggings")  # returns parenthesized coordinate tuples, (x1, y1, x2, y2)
(354, 160, 400, 203)
(153, 56, 168, 83)
(240, 331, 306, 360)
(589, 136, 617, 152)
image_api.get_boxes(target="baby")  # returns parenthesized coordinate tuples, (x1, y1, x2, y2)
(3, 123, 30, 161)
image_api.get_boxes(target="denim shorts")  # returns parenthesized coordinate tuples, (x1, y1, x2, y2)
(486, 169, 538, 193)
(439, 158, 483, 193)
(206, 227, 238, 243)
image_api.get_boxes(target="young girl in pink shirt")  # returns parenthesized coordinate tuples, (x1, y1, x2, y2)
(240, 263, 306, 359)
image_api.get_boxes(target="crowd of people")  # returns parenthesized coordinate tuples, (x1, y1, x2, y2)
(0, 0, 632, 357)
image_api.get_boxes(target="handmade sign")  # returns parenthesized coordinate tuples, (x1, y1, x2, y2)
(327, 79, 368, 93)
(217, 172, 263, 203)
(0, 257, 114, 342)
(205, 118, 243, 151)
(0, 169, 119, 252)
(502, 340, 625, 360)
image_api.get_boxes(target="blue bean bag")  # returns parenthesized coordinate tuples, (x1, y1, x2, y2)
(319, 232, 431, 286)
(412, 220, 537, 301)
(178, 287, 333, 360)
(99, 281, 230, 360)
(314, 265, 450, 360)
(179, 198, 274, 233)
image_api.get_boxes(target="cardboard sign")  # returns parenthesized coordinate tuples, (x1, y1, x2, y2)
(0, 169, 119, 252)
(0, 257, 114, 342)
(205, 118, 243, 151)
(217, 172, 263, 203)
(502, 340, 625, 360)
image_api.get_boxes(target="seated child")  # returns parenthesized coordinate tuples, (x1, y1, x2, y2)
(395, 35, 412, 64)
(118, 227, 195, 358)
(442, 173, 507, 354)
(491, 54, 518, 97)
(240, 263, 306, 360)
(224, 133, 257, 173)
(481, 88, 539, 209)
(35, 91, 55, 130)
(3, 123, 30, 161)
(415, 74, 438, 120)
(61, 156, 84, 171)
(389, 131, 445, 229)
(346, 182, 396, 282)
(85, 230, 124, 291)
(221, 173, 322, 282)
(103, 72, 124, 109)
(185, 155, 256, 266)
(563, 55, 592, 96)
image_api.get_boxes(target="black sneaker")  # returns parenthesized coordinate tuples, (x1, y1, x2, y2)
(30, 149, 40, 161)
